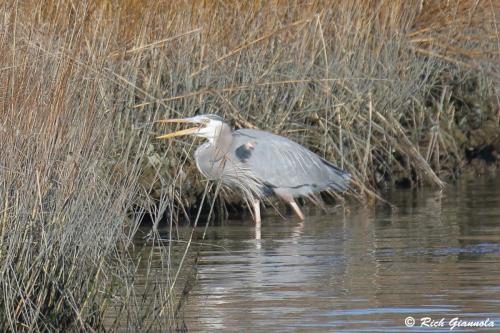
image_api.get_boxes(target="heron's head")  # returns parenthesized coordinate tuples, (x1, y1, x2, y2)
(156, 114, 227, 143)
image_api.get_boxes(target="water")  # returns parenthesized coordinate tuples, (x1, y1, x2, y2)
(147, 175, 500, 332)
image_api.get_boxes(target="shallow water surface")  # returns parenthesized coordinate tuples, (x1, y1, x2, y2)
(172, 175, 500, 332)
(126, 175, 500, 332)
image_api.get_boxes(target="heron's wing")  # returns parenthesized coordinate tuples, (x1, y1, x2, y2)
(232, 129, 349, 193)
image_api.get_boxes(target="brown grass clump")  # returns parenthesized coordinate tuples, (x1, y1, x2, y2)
(0, 0, 498, 331)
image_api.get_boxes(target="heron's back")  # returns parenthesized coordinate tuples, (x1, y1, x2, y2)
(230, 129, 350, 197)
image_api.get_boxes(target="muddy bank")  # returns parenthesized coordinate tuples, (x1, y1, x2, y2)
(391, 93, 499, 188)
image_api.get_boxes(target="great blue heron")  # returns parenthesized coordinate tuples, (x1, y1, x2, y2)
(157, 114, 350, 224)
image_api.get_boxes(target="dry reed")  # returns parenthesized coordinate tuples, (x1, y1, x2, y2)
(0, 0, 498, 331)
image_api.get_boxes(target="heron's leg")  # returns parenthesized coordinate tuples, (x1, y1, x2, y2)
(252, 199, 261, 225)
(289, 200, 305, 221)
(275, 189, 305, 220)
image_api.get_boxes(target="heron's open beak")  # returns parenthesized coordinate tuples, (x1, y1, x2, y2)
(155, 118, 202, 139)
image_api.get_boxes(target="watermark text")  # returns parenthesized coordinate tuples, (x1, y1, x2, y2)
(404, 316, 495, 330)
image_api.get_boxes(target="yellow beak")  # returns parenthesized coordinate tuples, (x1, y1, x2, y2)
(155, 118, 201, 139)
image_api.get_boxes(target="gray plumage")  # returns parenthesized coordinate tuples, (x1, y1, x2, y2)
(194, 125, 350, 202)
(158, 114, 350, 222)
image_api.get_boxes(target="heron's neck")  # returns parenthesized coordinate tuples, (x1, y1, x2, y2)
(209, 124, 233, 156)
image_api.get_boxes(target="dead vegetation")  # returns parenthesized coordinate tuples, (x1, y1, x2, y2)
(0, 0, 498, 331)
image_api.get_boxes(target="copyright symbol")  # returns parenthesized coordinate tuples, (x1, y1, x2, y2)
(405, 316, 415, 327)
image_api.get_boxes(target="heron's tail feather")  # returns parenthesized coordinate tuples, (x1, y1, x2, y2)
(321, 159, 351, 192)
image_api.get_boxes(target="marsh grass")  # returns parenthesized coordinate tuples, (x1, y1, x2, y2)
(0, 0, 498, 331)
